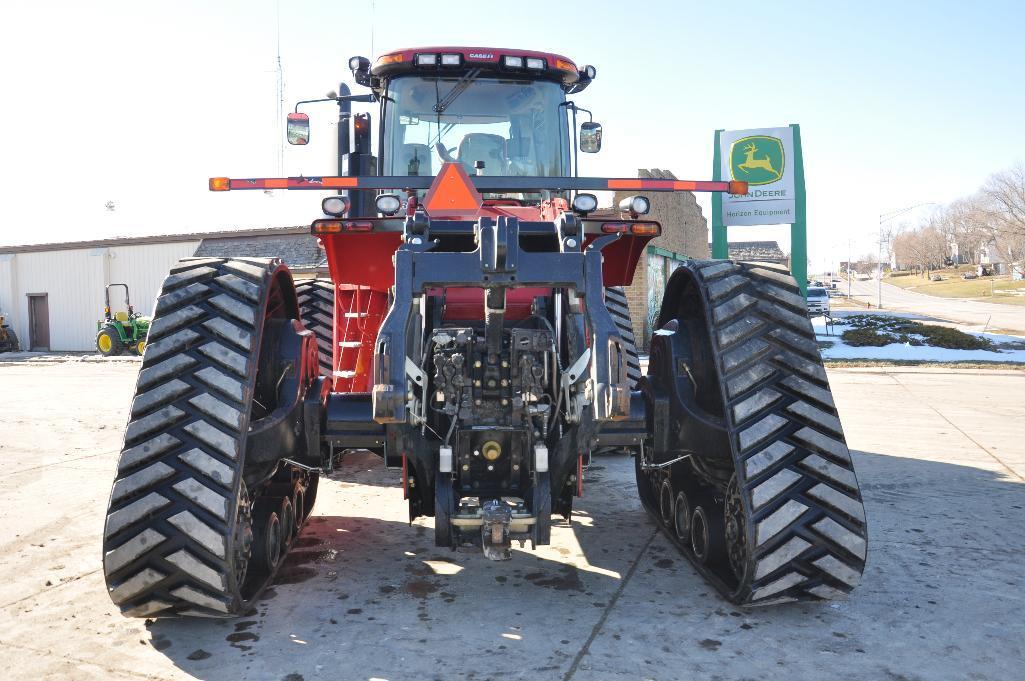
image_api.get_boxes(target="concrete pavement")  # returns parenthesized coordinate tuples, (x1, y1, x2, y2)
(847, 277, 1025, 334)
(0, 360, 1023, 680)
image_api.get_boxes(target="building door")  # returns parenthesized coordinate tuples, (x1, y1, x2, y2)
(27, 294, 50, 351)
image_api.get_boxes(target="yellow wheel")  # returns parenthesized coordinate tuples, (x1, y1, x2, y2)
(96, 329, 120, 356)
(134, 339, 147, 355)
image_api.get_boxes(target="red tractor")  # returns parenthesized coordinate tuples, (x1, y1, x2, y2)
(102, 47, 867, 617)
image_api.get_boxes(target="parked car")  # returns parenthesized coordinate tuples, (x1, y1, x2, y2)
(806, 286, 831, 316)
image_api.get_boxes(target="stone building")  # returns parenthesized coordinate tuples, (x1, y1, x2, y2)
(605, 169, 710, 350)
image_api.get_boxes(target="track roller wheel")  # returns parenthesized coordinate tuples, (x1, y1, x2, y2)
(641, 260, 868, 605)
(673, 490, 692, 544)
(252, 499, 283, 574)
(278, 496, 295, 549)
(292, 485, 305, 537)
(658, 478, 675, 528)
(690, 500, 726, 566)
(101, 257, 315, 617)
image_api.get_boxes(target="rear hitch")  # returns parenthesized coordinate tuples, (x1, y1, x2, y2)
(481, 499, 513, 561)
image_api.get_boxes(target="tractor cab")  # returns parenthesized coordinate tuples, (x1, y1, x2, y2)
(370, 48, 593, 185)
(286, 47, 601, 218)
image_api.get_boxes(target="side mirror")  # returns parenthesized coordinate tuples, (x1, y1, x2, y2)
(287, 112, 310, 145)
(579, 121, 602, 153)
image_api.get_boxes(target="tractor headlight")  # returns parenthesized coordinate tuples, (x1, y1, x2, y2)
(375, 193, 402, 215)
(571, 193, 598, 215)
(322, 196, 350, 217)
(525, 57, 546, 70)
(503, 55, 524, 69)
(618, 195, 650, 216)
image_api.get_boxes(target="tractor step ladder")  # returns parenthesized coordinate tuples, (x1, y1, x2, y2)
(332, 284, 387, 393)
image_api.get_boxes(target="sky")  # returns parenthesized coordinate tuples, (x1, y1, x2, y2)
(1, 0, 1023, 274)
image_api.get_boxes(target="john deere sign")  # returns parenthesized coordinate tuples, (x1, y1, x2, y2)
(718, 126, 796, 226)
(711, 124, 808, 295)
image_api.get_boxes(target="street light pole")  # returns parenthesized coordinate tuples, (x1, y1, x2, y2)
(848, 238, 852, 300)
(877, 220, 883, 308)
(877, 202, 938, 309)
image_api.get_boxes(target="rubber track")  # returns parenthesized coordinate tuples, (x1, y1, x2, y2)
(295, 278, 334, 376)
(101, 256, 284, 617)
(651, 260, 868, 605)
(604, 286, 642, 389)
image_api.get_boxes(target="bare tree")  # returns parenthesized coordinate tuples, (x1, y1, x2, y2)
(892, 230, 921, 272)
(920, 225, 949, 270)
(980, 164, 1025, 266)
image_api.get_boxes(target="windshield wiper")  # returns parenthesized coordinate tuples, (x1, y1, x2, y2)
(433, 68, 482, 114)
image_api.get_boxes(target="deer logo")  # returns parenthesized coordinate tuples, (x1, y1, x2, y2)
(729, 135, 784, 185)
(738, 143, 777, 175)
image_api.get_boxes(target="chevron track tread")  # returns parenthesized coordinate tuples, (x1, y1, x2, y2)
(295, 278, 335, 376)
(102, 257, 283, 618)
(604, 287, 642, 389)
(645, 259, 867, 606)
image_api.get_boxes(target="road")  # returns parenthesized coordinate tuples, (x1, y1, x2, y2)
(847, 277, 1025, 334)
(1, 358, 1024, 680)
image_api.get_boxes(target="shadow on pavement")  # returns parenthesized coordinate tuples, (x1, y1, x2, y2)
(145, 448, 1025, 681)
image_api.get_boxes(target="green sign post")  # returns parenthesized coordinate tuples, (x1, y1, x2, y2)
(712, 124, 807, 296)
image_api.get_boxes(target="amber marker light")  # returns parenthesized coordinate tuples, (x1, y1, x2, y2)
(630, 223, 661, 235)
(600, 223, 631, 233)
(209, 177, 231, 191)
(312, 220, 343, 234)
(728, 180, 749, 195)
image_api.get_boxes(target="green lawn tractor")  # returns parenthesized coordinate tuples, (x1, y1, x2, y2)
(96, 284, 150, 356)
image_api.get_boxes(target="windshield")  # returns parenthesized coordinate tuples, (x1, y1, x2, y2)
(383, 76, 570, 179)
(808, 287, 828, 297)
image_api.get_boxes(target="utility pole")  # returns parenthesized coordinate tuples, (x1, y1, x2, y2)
(847, 238, 852, 300)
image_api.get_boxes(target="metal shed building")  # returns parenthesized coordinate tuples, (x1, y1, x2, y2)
(0, 227, 319, 352)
